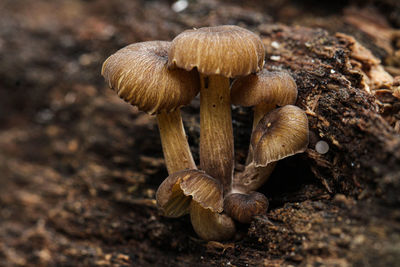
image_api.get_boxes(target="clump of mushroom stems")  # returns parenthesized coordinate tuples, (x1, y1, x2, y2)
(102, 26, 310, 241)
(167, 25, 265, 197)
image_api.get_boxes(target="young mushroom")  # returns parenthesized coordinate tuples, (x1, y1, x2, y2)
(156, 169, 235, 241)
(225, 105, 309, 223)
(225, 70, 300, 223)
(168, 25, 265, 194)
(223, 191, 269, 224)
(231, 69, 298, 164)
(231, 69, 298, 129)
(101, 41, 199, 174)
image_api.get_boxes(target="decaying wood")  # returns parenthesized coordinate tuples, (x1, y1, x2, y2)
(257, 24, 400, 203)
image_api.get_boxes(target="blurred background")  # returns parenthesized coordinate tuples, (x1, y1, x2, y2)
(0, 0, 399, 266)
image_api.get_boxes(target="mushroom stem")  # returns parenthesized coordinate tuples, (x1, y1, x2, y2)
(232, 162, 276, 194)
(190, 201, 236, 241)
(199, 74, 234, 194)
(157, 109, 196, 174)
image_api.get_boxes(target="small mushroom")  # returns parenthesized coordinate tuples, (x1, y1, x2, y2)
(251, 105, 309, 167)
(156, 169, 235, 241)
(168, 25, 265, 193)
(231, 69, 298, 166)
(101, 41, 199, 174)
(223, 191, 268, 224)
(225, 105, 309, 223)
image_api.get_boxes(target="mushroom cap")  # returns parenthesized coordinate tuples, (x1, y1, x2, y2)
(101, 41, 200, 115)
(168, 25, 265, 78)
(251, 105, 309, 166)
(231, 70, 297, 107)
(156, 169, 224, 218)
(224, 192, 268, 224)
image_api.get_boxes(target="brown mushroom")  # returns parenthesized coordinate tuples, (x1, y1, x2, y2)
(225, 105, 309, 223)
(156, 169, 235, 240)
(168, 25, 265, 193)
(101, 41, 199, 174)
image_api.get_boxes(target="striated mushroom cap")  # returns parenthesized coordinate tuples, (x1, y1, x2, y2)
(101, 41, 200, 115)
(156, 169, 223, 218)
(231, 70, 297, 107)
(168, 25, 265, 78)
(251, 105, 309, 166)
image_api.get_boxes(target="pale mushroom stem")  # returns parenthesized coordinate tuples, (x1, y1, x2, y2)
(157, 109, 196, 174)
(231, 161, 276, 194)
(237, 103, 278, 195)
(190, 201, 235, 241)
(199, 74, 234, 194)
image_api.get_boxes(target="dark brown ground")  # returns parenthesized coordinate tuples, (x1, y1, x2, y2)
(1, 0, 400, 266)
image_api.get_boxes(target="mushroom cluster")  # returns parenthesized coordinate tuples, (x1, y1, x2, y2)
(101, 25, 309, 241)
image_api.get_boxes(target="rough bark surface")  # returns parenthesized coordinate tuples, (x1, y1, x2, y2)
(1, 0, 400, 266)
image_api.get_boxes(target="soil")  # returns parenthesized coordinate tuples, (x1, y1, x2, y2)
(1, 0, 400, 266)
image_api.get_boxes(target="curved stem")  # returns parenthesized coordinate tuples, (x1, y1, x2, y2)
(200, 74, 234, 194)
(157, 109, 196, 174)
(232, 161, 276, 194)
